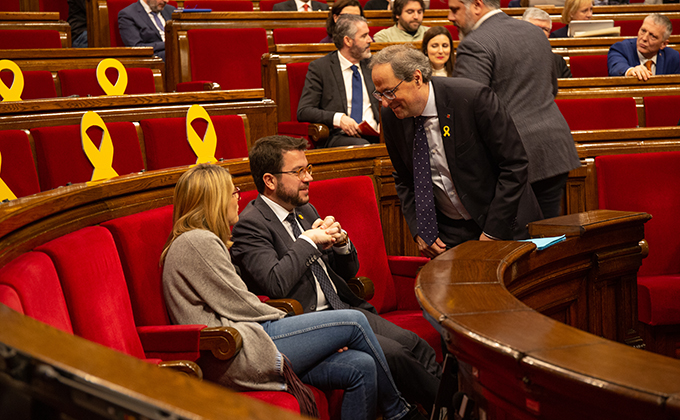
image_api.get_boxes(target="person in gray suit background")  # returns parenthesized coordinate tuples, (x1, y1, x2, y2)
(118, 0, 175, 60)
(448, 0, 580, 219)
(273, 0, 330, 11)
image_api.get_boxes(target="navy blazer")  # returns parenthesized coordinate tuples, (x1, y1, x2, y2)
(549, 25, 568, 38)
(272, 0, 329, 10)
(608, 38, 680, 76)
(118, 0, 175, 60)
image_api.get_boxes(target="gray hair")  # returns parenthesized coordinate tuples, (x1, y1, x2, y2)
(457, 0, 500, 9)
(645, 13, 673, 40)
(369, 44, 432, 83)
(522, 7, 551, 23)
(333, 14, 368, 49)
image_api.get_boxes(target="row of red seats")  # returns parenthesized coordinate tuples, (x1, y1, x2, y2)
(555, 96, 680, 130)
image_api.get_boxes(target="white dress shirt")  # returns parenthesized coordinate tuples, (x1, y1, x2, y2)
(294, 0, 314, 11)
(332, 52, 380, 132)
(139, 0, 166, 41)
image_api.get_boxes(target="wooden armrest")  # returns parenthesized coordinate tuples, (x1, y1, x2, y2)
(158, 360, 203, 379)
(308, 123, 329, 143)
(265, 298, 303, 316)
(348, 276, 374, 301)
(199, 326, 243, 361)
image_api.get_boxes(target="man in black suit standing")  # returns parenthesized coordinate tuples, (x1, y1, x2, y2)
(118, 0, 175, 60)
(273, 0, 329, 11)
(371, 45, 542, 258)
(297, 15, 380, 147)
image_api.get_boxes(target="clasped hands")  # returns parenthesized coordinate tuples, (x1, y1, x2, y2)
(302, 215, 347, 249)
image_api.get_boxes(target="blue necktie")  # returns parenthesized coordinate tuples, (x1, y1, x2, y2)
(350, 65, 363, 124)
(150, 12, 164, 36)
(285, 212, 350, 310)
(413, 116, 439, 246)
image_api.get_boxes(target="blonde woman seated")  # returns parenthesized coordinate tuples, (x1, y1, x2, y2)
(421, 26, 455, 77)
(161, 164, 425, 420)
(550, 0, 593, 38)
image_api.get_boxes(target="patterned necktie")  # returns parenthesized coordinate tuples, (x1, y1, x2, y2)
(302, 3, 309, 10)
(150, 12, 164, 36)
(350, 65, 363, 124)
(285, 212, 350, 310)
(644, 60, 653, 72)
(413, 116, 439, 246)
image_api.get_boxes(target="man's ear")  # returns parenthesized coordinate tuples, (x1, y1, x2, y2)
(413, 69, 422, 86)
(470, 0, 485, 15)
(344, 35, 352, 49)
(660, 39, 669, 50)
(263, 173, 277, 193)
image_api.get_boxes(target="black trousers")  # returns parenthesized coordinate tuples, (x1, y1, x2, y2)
(531, 172, 569, 220)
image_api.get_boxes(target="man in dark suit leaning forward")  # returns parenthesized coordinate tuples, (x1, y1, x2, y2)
(297, 14, 381, 147)
(370, 45, 543, 258)
(118, 0, 175, 60)
(231, 135, 442, 412)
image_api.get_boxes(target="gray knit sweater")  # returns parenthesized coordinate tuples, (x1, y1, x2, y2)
(162, 229, 287, 391)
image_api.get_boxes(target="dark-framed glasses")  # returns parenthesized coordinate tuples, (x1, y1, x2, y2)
(272, 164, 313, 180)
(232, 186, 241, 201)
(372, 79, 405, 102)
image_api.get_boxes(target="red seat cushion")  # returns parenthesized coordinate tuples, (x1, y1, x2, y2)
(286, 62, 309, 123)
(273, 28, 328, 44)
(0, 29, 61, 49)
(643, 96, 680, 127)
(0, 130, 41, 199)
(0, 285, 23, 313)
(556, 97, 638, 130)
(58, 68, 156, 97)
(638, 275, 680, 325)
(568, 55, 608, 78)
(0, 70, 57, 100)
(184, 0, 254, 10)
(615, 20, 643, 36)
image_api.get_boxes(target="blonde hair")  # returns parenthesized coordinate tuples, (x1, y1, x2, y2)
(561, 0, 592, 24)
(160, 164, 235, 265)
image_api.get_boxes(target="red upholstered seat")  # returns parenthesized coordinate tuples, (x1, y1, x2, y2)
(184, 0, 254, 10)
(31, 122, 144, 191)
(58, 68, 156, 97)
(187, 28, 269, 90)
(555, 97, 638, 131)
(0, 0, 21, 11)
(444, 25, 459, 41)
(615, 20, 643, 36)
(258, 0, 279, 10)
(0, 252, 73, 334)
(369, 26, 388, 38)
(0, 70, 57, 100)
(568, 55, 608, 78)
(141, 114, 248, 171)
(597, 151, 680, 326)
(278, 62, 319, 146)
(429, 0, 448, 9)
(41, 0, 70, 21)
(643, 96, 680, 127)
(0, 29, 62, 49)
(0, 130, 41, 199)
(273, 27, 328, 44)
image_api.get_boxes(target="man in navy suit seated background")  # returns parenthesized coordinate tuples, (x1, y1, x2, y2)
(608, 14, 680, 81)
(119, 0, 176, 60)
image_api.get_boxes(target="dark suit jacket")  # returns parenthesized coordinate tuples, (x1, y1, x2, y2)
(382, 77, 542, 243)
(297, 50, 380, 142)
(549, 25, 568, 38)
(608, 38, 680, 76)
(231, 197, 374, 314)
(555, 53, 572, 78)
(118, 0, 175, 60)
(454, 12, 580, 184)
(273, 0, 329, 10)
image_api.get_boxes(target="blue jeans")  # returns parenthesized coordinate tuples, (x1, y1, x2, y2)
(261, 309, 410, 420)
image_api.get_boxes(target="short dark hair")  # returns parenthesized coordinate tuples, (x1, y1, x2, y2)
(392, 0, 425, 22)
(249, 135, 308, 194)
(326, 0, 364, 38)
(333, 14, 368, 49)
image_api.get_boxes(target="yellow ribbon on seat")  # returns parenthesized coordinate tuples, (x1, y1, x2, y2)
(186, 104, 217, 165)
(96, 58, 128, 96)
(0, 151, 18, 201)
(0, 59, 24, 102)
(81, 111, 119, 182)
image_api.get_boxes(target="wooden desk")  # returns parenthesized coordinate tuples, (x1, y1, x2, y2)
(0, 11, 71, 47)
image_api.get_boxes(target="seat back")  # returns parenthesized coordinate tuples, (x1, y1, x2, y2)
(596, 151, 680, 277)
(58, 68, 156, 97)
(0, 130, 41, 199)
(0, 29, 62, 49)
(141, 114, 248, 171)
(183, 0, 254, 10)
(41, 0, 70, 21)
(643, 96, 680, 127)
(0, 0, 21, 11)
(31, 122, 144, 191)
(101, 205, 175, 326)
(259, 0, 279, 10)
(568, 55, 608, 78)
(0, 70, 57, 100)
(187, 28, 269, 90)
(286, 62, 310, 123)
(272, 27, 328, 44)
(309, 176, 397, 313)
(555, 97, 638, 130)
(0, 252, 73, 334)
(615, 20, 643, 36)
(35, 226, 146, 358)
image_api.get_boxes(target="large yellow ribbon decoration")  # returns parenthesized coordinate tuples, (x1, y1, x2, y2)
(186, 104, 217, 165)
(96, 58, 128, 96)
(0, 59, 24, 102)
(0, 151, 18, 201)
(81, 111, 119, 182)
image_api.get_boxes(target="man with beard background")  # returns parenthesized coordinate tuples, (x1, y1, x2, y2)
(372, 0, 429, 42)
(297, 14, 381, 147)
(231, 135, 442, 413)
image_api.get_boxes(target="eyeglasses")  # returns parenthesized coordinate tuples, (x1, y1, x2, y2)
(372, 79, 405, 102)
(272, 164, 313, 180)
(232, 186, 241, 201)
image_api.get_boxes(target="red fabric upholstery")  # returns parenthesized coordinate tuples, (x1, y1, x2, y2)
(137, 324, 204, 360)
(40, 0, 70, 21)
(58, 68, 156, 97)
(597, 152, 680, 325)
(184, 0, 254, 10)
(568, 55, 608, 78)
(444, 25, 459, 41)
(35, 226, 147, 358)
(0, 70, 57, 100)
(552, 22, 566, 33)
(0, 29, 62, 49)
(555, 97, 638, 131)
(429, 0, 448, 9)
(0, 0, 21, 11)
(0, 130, 41, 199)
(258, 0, 279, 10)
(369, 26, 388, 38)
(286, 62, 309, 122)
(0, 285, 23, 313)
(643, 96, 680, 127)
(31, 122, 144, 191)
(176, 81, 215, 92)
(101, 205, 174, 326)
(273, 27, 328, 44)
(141, 114, 248, 171)
(244, 388, 330, 420)
(187, 28, 269, 90)
(615, 20, 643, 36)
(0, 252, 73, 333)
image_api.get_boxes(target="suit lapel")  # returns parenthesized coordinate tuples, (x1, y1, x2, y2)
(658, 49, 666, 74)
(253, 196, 296, 247)
(135, 2, 161, 39)
(329, 51, 348, 114)
(432, 80, 456, 163)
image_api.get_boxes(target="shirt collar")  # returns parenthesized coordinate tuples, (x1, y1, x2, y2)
(471, 9, 503, 32)
(139, 0, 153, 14)
(261, 194, 295, 224)
(338, 51, 357, 72)
(420, 81, 437, 118)
(295, 0, 312, 10)
(637, 49, 658, 66)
